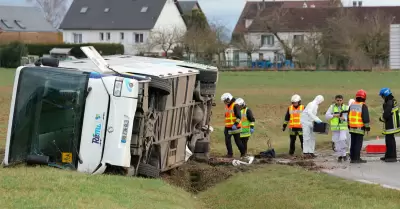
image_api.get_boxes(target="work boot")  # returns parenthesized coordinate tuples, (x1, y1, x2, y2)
(225, 154, 233, 158)
(342, 156, 348, 161)
(350, 159, 367, 164)
(384, 158, 397, 163)
(380, 157, 386, 161)
(337, 156, 342, 162)
(310, 153, 316, 158)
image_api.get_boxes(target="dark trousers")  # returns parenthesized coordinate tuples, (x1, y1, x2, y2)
(289, 130, 303, 155)
(240, 137, 249, 155)
(385, 134, 397, 159)
(224, 127, 245, 156)
(350, 133, 364, 161)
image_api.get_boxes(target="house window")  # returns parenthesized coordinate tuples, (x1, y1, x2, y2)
(80, 7, 88, 13)
(106, 32, 110, 40)
(1, 19, 12, 28)
(100, 32, 104, 41)
(135, 33, 144, 43)
(261, 35, 274, 46)
(73, 33, 82, 44)
(293, 35, 305, 45)
(120, 32, 124, 40)
(141, 7, 148, 12)
(14, 20, 26, 29)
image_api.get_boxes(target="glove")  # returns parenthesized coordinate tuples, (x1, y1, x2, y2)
(365, 127, 370, 132)
(282, 124, 287, 131)
(315, 119, 322, 124)
(250, 128, 254, 134)
(231, 124, 237, 130)
(379, 117, 384, 122)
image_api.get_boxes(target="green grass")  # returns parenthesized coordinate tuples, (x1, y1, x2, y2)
(1, 69, 400, 209)
(199, 165, 400, 209)
(0, 167, 204, 209)
(210, 71, 400, 156)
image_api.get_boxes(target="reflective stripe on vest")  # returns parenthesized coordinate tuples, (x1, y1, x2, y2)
(382, 100, 400, 135)
(225, 102, 241, 128)
(240, 108, 252, 137)
(348, 102, 365, 134)
(330, 104, 348, 131)
(289, 105, 304, 128)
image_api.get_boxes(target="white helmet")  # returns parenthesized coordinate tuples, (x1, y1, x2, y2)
(291, 94, 301, 103)
(221, 93, 233, 102)
(236, 98, 245, 106)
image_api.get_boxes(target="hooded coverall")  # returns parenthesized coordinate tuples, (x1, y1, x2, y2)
(240, 106, 255, 155)
(379, 94, 400, 161)
(325, 104, 349, 158)
(224, 98, 246, 157)
(300, 95, 324, 154)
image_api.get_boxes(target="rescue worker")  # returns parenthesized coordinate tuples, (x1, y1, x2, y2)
(300, 95, 324, 158)
(235, 98, 255, 155)
(378, 88, 400, 162)
(346, 98, 355, 155)
(348, 89, 370, 163)
(282, 94, 304, 156)
(325, 95, 349, 162)
(220, 93, 246, 158)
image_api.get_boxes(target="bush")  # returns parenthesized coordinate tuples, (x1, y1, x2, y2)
(0, 41, 28, 68)
(25, 43, 124, 58)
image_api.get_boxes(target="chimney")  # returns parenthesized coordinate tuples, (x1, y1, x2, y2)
(352, 1, 357, 7)
(303, 2, 308, 8)
(358, 1, 362, 6)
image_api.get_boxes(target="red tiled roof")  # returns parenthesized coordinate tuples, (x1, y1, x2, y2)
(247, 6, 400, 32)
(233, 1, 336, 34)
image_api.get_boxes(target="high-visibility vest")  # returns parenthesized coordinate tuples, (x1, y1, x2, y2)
(330, 104, 349, 131)
(348, 102, 366, 135)
(382, 100, 400, 135)
(225, 102, 241, 128)
(240, 108, 255, 138)
(289, 105, 304, 128)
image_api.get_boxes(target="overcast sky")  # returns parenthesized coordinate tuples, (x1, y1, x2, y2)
(1, 0, 400, 33)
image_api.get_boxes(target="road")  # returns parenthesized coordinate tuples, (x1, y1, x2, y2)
(315, 137, 400, 190)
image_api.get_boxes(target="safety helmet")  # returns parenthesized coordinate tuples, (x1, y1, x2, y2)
(221, 93, 233, 102)
(379, 87, 392, 97)
(236, 98, 245, 106)
(355, 89, 367, 99)
(291, 94, 301, 103)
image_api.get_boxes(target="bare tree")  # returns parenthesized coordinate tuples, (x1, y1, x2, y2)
(149, 27, 184, 57)
(295, 29, 324, 68)
(231, 33, 260, 61)
(26, 0, 68, 28)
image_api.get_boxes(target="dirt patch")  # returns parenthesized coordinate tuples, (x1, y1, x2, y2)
(162, 161, 258, 193)
(161, 156, 327, 193)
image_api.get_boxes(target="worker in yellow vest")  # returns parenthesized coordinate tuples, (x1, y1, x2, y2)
(348, 89, 370, 163)
(221, 93, 246, 158)
(282, 94, 304, 156)
(346, 98, 355, 155)
(235, 98, 255, 155)
(325, 95, 349, 162)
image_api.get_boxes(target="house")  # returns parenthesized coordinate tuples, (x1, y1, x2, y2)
(0, 5, 60, 44)
(59, 0, 187, 55)
(178, 1, 203, 15)
(228, 3, 400, 67)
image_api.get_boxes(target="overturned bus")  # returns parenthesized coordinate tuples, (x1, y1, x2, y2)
(3, 46, 218, 178)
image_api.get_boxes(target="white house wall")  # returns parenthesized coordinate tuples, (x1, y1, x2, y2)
(390, 24, 400, 70)
(151, 0, 187, 53)
(63, 30, 151, 55)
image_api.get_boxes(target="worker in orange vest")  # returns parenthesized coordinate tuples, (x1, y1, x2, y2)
(348, 89, 370, 163)
(282, 94, 304, 156)
(221, 93, 246, 158)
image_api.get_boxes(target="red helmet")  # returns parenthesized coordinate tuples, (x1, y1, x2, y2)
(356, 89, 367, 99)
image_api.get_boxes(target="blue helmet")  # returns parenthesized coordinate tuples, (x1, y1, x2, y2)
(379, 88, 392, 97)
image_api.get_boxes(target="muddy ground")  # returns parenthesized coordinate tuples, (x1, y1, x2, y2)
(162, 155, 324, 194)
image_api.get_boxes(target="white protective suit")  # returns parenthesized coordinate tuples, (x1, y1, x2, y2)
(346, 99, 355, 153)
(300, 95, 324, 154)
(325, 104, 348, 157)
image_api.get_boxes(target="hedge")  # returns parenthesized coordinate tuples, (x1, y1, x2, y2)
(0, 41, 28, 68)
(25, 43, 124, 58)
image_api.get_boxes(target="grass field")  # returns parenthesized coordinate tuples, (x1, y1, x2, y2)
(1, 68, 400, 209)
